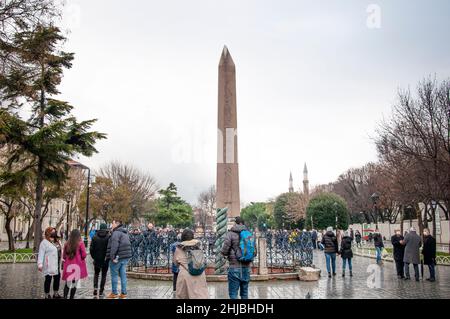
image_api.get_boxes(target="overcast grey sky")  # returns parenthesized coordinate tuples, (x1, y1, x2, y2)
(58, 0, 450, 205)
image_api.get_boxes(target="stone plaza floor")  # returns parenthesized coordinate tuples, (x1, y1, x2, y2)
(1, 251, 449, 299)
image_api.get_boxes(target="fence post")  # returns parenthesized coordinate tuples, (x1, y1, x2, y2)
(13, 253, 16, 264)
(258, 237, 268, 275)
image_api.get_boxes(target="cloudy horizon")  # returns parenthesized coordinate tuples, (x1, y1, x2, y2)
(56, 0, 450, 205)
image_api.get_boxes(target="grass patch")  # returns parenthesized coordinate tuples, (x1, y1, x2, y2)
(361, 247, 450, 257)
(0, 248, 34, 254)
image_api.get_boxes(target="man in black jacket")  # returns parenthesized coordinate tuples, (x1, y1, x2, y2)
(221, 217, 256, 299)
(391, 229, 405, 279)
(90, 223, 110, 297)
(106, 219, 132, 299)
(422, 228, 436, 282)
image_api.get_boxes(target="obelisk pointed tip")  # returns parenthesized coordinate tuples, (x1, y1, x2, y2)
(219, 45, 234, 66)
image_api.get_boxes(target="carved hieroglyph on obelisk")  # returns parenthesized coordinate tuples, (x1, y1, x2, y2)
(216, 45, 240, 218)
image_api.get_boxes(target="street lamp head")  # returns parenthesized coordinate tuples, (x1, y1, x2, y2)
(371, 192, 380, 203)
(431, 200, 437, 210)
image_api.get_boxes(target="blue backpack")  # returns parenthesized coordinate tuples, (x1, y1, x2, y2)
(238, 230, 256, 262)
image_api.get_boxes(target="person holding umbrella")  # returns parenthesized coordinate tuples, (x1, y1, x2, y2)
(422, 228, 436, 282)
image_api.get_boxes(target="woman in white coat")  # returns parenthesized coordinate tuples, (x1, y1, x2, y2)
(38, 227, 62, 299)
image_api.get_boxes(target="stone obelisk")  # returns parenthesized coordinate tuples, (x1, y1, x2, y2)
(216, 45, 240, 218)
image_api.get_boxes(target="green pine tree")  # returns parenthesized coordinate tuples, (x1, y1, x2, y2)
(154, 183, 193, 228)
(0, 25, 106, 250)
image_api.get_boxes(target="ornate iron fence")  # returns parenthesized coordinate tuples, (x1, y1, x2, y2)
(354, 247, 450, 266)
(127, 230, 315, 274)
(264, 231, 314, 273)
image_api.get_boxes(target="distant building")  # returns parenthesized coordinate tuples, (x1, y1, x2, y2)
(303, 163, 309, 196)
(288, 172, 294, 193)
(287, 162, 310, 196)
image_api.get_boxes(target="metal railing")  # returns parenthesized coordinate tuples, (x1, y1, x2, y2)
(127, 231, 315, 274)
(353, 247, 450, 266)
(0, 253, 37, 263)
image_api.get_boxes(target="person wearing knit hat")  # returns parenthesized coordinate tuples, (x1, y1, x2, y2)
(89, 223, 110, 298)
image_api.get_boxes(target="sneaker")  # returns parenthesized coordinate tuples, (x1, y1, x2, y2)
(93, 289, 98, 296)
(349, 271, 353, 277)
(119, 293, 127, 299)
(404, 277, 411, 280)
(342, 272, 345, 277)
(45, 294, 52, 299)
(429, 278, 436, 282)
(328, 273, 331, 278)
(53, 292, 62, 299)
(106, 293, 119, 299)
(332, 273, 336, 277)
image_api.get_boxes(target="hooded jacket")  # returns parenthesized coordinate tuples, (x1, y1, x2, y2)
(221, 224, 257, 268)
(90, 229, 111, 267)
(321, 231, 338, 254)
(106, 225, 132, 261)
(173, 239, 208, 299)
(339, 236, 353, 259)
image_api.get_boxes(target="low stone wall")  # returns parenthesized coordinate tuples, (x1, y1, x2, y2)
(127, 271, 299, 282)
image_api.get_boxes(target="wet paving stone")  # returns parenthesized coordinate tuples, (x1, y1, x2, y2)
(1, 251, 449, 299)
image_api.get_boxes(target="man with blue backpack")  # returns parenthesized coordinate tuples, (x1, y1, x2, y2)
(221, 217, 257, 299)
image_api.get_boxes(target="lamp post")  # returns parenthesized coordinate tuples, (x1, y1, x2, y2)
(333, 202, 338, 235)
(359, 211, 365, 242)
(67, 160, 93, 247)
(431, 200, 438, 239)
(371, 192, 380, 228)
(406, 205, 413, 228)
(65, 194, 71, 240)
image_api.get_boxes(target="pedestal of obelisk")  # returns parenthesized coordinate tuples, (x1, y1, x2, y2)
(216, 45, 240, 222)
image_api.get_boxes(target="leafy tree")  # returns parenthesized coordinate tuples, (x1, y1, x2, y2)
(0, 25, 106, 250)
(152, 183, 193, 228)
(196, 185, 215, 234)
(305, 192, 349, 230)
(79, 162, 158, 225)
(240, 202, 271, 230)
(273, 192, 307, 229)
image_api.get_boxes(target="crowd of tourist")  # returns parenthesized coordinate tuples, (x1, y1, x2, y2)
(38, 219, 132, 299)
(36, 217, 438, 300)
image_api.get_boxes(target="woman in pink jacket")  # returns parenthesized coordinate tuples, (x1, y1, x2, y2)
(62, 229, 88, 299)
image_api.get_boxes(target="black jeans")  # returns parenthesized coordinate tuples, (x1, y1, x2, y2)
(394, 260, 404, 278)
(428, 264, 436, 279)
(63, 280, 78, 299)
(94, 264, 109, 294)
(44, 272, 60, 294)
(172, 272, 178, 291)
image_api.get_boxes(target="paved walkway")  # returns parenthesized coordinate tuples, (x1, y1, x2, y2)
(1, 251, 449, 299)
